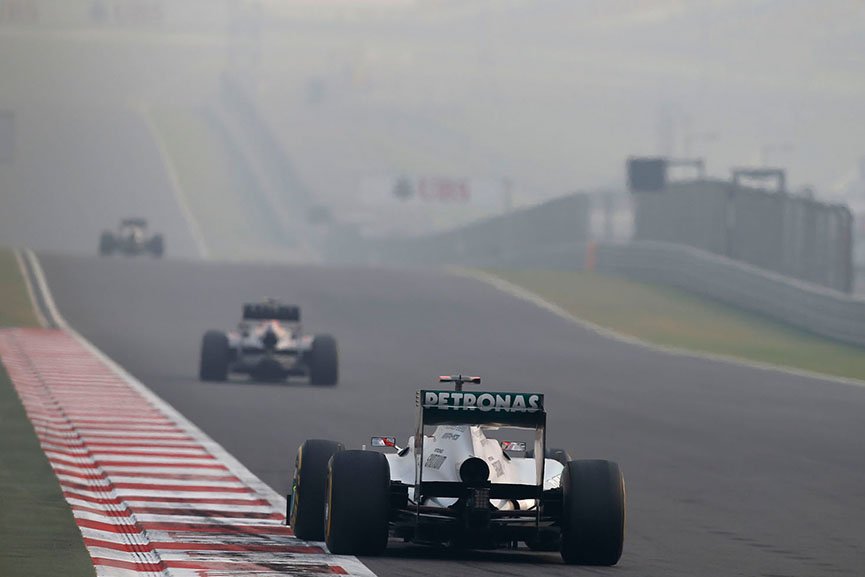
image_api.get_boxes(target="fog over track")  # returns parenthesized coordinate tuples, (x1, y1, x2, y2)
(39, 253, 865, 577)
(0, 27, 220, 258)
(0, 107, 203, 258)
(5, 10, 864, 576)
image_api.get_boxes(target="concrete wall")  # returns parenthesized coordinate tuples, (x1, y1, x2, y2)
(342, 193, 592, 268)
(595, 241, 865, 348)
(633, 180, 854, 292)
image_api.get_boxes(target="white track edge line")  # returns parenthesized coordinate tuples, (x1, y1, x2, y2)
(137, 105, 210, 260)
(22, 249, 377, 577)
(14, 249, 48, 327)
(24, 249, 281, 503)
(452, 267, 865, 389)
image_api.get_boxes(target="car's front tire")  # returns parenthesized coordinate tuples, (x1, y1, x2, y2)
(325, 450, 390, 555)
(560, 459, 625, 565)
(149, 234, 164, 257)
(199, 330, 229, 381)
(290, 439, 344, 541)
(309, 334, 338, 386)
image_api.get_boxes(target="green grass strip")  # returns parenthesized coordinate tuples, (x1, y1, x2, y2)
(489, 269, 865, 382)
(0, 362, 96, 577)
(146, 106, 295, 260)
(0, 248, 94, 575)
(0, 250, 38, 328)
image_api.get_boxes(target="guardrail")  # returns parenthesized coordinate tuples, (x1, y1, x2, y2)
(219, 73, 312, 209)
(594, 241, 865, 348)
(348, 194, 592, 267)
(326, 192, 865, 347)
(361, 233, 865, 347)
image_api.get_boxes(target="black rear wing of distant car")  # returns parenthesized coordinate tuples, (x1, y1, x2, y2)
(243, 303, 300, 322)
(121, 218, 147, 228)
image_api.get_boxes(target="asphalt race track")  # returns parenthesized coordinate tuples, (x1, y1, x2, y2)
(39, 253, 865, 577)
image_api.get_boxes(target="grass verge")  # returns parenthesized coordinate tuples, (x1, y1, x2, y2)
(146, 106, 291, 260)
(0, 250, 39, 328)
(0, 366, 96, 577)
(489, 269, 865, 382)
(0, 248, 95, 577)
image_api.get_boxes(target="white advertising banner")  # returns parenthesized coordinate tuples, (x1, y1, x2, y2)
(356, 175, 512, 236)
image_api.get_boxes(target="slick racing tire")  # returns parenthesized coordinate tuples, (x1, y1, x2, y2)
(99, 232, 114, 256)
(149, 234, 164, 258)
(199, 330, 229, 382)
(560, 460, 625, 566)
(325, 450, 390, 555)
(526, 447, 572, 467)
(290, 439, 344, 540)
(309, 334, 338, 386)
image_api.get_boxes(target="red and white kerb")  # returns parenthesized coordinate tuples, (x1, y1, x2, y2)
(0, 328, 374, 577)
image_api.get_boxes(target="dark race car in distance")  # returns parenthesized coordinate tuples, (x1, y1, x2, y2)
(99, 218, 164, 257)
(199, 300, 338, 386)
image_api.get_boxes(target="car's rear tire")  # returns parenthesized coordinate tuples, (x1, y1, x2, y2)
(325, 450, 390, 555)
(149, 234, 164, 257)
(560, 459, 625, 565)
(526, 447, 572, 466)
(199, 330, 229, 382)
(99, 232, 114, 256)
(290, 439, 344, 540)
(309, 334, 338, 386)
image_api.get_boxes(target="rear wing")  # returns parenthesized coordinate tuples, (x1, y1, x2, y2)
(413, 383, 547, 501)
(416, 389, 545, 428)
(243, 303, 300, 322)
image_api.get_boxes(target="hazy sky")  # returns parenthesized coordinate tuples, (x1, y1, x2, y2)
(253, 0, 865, 201)
(3, 0, 863, 219)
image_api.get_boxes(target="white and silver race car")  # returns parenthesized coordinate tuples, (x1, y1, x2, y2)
(99, 218, 164, 257)
(199, 301, 338, 385)
(288, 375, 625, 565)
